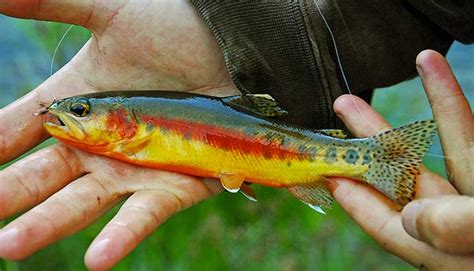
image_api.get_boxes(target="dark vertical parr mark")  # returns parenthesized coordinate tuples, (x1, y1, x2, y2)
(325, 147, 337, 163)
(344, 149, 359, 164)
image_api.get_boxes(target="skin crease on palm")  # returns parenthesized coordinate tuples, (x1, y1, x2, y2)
(0, 0, 472, 270)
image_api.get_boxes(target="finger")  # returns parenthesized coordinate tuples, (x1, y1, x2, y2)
(0, 143, 84, 219)
(414, 170, 458, 198)
(416, 50, 474, 195)
(0, 0, 121, 31)
(0, 173, 123, 260)
(0, 53, 95, 164)
(333, 94, 392, 137)
(329, 170, 457, 237)
(85, 179, 220, 270)
(402, 195, 474, 254)
(331, 95, 473, 268)
(329, 178, 474, 269)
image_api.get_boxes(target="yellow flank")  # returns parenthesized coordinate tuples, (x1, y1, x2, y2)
(113, 123, 370, 187)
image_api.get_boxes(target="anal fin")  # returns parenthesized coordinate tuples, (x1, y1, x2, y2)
(118, 134, 153, 156)
(288, 178, 333, 214)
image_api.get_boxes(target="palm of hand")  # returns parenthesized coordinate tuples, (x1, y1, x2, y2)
(73, 1, 233, 93)
(0, 1, 233, 269)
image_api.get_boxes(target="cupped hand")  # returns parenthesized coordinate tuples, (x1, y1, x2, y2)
(0, 0, 235, 269)
(330, 50, 473, 270)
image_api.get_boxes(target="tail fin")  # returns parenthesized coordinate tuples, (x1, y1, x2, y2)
(363, 120, 437, 206)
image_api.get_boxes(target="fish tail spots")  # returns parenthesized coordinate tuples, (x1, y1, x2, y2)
(363, 120, 437, 206)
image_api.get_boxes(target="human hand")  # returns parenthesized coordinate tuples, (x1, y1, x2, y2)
(330, 50, 473, 269)
(0, 0, 234, 269)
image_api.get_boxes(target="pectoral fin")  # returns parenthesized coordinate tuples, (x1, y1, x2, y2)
(219, 173, 245, 193)
(119, 134, 153, 156)
(222, 94, 288, 117)
(288, 178, 333, 214)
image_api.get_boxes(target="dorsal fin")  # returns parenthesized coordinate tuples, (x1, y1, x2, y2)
(317, 129, 348, 139)
(222, 94, 288, 117)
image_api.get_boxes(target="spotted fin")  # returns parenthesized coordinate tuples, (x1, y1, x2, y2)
(362, 120, 437, 206)
(222, 94, 288, 117)
(318, 129, 348, 139)
(219, 173, 245, 193)
(288, 179, 333, 214)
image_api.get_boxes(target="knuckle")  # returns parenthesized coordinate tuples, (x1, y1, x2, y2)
(418, 202, 459, 250)
(126, 204, 161, 227)
(431, 92, 467, 115)
(109, 221, 142, 245)
(50, 144, 84, 179)
(418, 205, 445, 239)
(10, 166, 39, 204)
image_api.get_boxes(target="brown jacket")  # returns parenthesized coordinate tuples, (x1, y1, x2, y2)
(191, 0, 473, 129)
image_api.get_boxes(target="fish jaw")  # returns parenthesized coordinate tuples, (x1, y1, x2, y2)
(43, 112, 85, 140)
(42, 112, 115, 155)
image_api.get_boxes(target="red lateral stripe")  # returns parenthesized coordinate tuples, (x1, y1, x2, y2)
(141, 116, 307, 160)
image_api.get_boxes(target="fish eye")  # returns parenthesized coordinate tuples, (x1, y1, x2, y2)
(70, 99, 90, 117)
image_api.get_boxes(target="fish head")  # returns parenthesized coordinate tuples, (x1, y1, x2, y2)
(43, 96, 129, 151)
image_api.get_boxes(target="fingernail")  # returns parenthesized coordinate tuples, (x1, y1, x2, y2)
(326, 178, 339, 192)
(416, 65, 424, 77)
(402, 202, 421, 240)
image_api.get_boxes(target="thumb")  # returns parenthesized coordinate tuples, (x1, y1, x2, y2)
(0, 0, 123, 31)
(401, 195, 474, 254)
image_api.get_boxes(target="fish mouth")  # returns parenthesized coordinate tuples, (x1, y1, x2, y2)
(45, 114, 66, 127)
(43, 112, 67, 128)
(43, 112, 86, 140)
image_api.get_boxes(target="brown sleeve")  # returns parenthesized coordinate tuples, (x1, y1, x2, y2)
(407, 0, 474, 44)
(190, 1, 468, 129)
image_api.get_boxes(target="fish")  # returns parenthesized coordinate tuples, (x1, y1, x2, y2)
(40, 91, 437, 212)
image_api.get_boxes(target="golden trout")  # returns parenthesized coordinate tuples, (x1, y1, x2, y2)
(41, 91, 436, 212)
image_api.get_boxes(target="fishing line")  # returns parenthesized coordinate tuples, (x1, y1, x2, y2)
(312, 0, 448, 161)
(50, 24, 74, 76)
(312, 0, 381, 134)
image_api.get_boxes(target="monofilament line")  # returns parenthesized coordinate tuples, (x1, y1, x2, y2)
(50, 24, 74, 76)
(312, 0, 378, 133)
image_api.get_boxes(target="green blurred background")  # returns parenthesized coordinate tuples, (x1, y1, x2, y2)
(0, 15, 472, 271)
